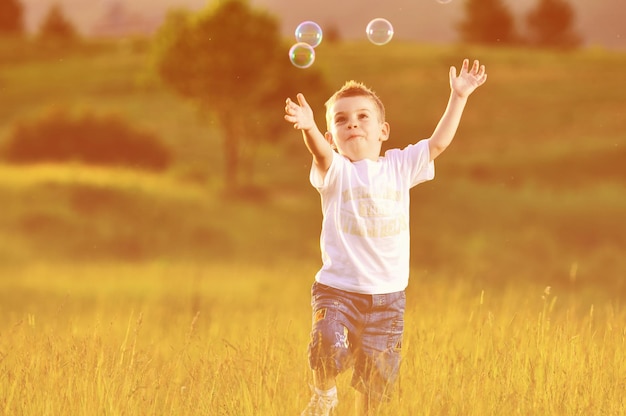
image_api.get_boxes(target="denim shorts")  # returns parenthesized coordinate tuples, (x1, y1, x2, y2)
(307, 282, 406, 401)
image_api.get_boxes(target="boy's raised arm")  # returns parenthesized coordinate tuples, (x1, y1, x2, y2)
(284, 93, 334, 174)
(428, 59, 487, 161)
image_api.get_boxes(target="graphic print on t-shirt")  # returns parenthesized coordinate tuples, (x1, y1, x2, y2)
(339, 185, 408, 238)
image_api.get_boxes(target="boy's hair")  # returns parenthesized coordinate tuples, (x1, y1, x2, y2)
(324, 80, 386, 128)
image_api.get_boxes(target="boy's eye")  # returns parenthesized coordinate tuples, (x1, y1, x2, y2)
(359, 113, 369, 119)
(335, 117, 346, 124)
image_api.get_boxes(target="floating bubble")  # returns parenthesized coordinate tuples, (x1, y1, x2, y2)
(289, 42, 315, 69)
(436, 0, 453, 4)
(295, 21, 323, 48)
(366, 18, 394, 46)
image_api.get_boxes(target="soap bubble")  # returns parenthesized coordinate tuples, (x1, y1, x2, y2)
(295, 21, 323, 48)
(289, 42, 315, 69)
(366, 18, 394, 46)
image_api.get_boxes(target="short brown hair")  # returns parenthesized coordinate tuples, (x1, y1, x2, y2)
(324, 80, 386, 128)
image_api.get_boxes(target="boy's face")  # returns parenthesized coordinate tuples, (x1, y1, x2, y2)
(325, 95, 390, 162)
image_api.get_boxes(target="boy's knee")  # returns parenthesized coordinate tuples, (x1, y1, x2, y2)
(375, 347, 401, 381)
(308, 321, 351, 372)
(352, 348, 402, 402)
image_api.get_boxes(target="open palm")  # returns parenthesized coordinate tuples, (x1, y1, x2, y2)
(450, 59, 488, 98)
(284, 93, 316, 131)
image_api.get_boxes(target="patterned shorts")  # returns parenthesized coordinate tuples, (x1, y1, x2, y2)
(307, 282, 405, 401)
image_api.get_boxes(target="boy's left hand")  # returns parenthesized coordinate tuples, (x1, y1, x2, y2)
(450, 59, 487, 98)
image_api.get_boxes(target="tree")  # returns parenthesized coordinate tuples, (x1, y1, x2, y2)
(0, 0, 24, 36)
(153, 0, 329, 190)
(324, 22, 342, 44)
(38, 3, 78, 41)
(457, 0, 518, 45)
(526, 0, 581, 49)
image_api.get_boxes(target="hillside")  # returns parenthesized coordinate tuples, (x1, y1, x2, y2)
(0, 40, 624, 292)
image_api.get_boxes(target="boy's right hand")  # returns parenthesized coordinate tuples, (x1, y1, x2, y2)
(284, 93, 316, 131)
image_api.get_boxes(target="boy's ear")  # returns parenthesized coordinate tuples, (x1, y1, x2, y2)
(325, 131, 336, 149)
(380, 122, 390, 142)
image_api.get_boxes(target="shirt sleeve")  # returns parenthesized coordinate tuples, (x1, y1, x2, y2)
(309, 151, 341, 191)
(385, 139, 435, 187)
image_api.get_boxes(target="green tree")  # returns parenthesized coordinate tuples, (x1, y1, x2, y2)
(153, 0, 329, 190)
(0, 0, 24, 36)
(457, 0, 518, 45)
(526, 0, 581, 49)
(38, 3, 78, 41)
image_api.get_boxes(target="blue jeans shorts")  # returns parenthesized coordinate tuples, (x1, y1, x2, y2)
(307, 282, 406, 401)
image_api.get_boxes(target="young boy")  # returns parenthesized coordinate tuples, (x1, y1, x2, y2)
(284, 59, 487, 416)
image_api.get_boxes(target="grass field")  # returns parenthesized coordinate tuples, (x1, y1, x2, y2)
(2, 263, 626, 415)
(1, 36, 625, 415)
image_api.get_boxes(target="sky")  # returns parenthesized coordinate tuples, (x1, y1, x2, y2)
(20, 0, 626, 49)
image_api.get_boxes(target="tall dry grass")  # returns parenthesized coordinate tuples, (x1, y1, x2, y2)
(1, 262, 625, 415)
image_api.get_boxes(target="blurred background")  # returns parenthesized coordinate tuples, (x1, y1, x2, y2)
(18, 0, 626, 48)
(0, 0, 624, 294)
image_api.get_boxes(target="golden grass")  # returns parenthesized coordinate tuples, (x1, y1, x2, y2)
(1, 262, 625, 415)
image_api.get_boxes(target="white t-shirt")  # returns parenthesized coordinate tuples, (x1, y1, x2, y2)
(310, 139, 435, 294)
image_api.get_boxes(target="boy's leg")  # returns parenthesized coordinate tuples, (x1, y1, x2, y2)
(313, 369, 336, 390)
(355, 390, 380, 416)
(307, 283, 356, 381)
(303, 283, 359, 415)
(307, 307, 352, 389)
(351, 290, 405, 413)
